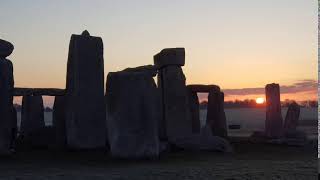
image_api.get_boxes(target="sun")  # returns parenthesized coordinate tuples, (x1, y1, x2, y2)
(256, 97, 265, 104)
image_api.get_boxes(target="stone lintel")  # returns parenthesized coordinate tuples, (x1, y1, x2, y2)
(187, 84, 220, 93)
(154, 48, 185, 69)
(13, 88, 66, 96)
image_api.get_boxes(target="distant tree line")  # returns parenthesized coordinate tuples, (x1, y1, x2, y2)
(199, 99, 318, 109)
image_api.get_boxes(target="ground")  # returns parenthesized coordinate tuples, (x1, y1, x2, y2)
(0, 139, 317, 180)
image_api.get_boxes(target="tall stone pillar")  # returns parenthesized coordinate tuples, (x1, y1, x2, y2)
(207, 89, 228, 138)
(188, 90, 200, 133)
(65, 30, 106, 149)
(10, 107, 17, 149)
(52, 96, 67, 149)
(20, 95, 45, 136)
(105, 66, 160, 158)
(0, 39, 15, 154)
(265, 83, 283, 138)
(154, 48, 192, 140)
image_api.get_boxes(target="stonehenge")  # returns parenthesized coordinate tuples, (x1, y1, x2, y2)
(105, 66, 160, 158)
(65, 30, 106, 149)
(0, 39, 15, 154)
(154, 49, 230, 152)
(1, 31, 311, 159)
(265, 83, 283, 138)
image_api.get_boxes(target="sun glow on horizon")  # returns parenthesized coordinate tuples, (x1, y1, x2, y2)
(256, 97, 265, 104)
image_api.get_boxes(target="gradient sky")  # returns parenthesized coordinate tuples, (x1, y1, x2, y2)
(0, 0, 317, 106)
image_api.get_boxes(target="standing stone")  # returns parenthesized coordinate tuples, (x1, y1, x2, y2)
(207, 90, 228, 138)
(155, 48, 192, 140)
(188, 89, 200, 133)
(106, 68, 160, 159)
(10, 107, 17, 149)
(65, 30, 106, 149)
(0, 39, 15, 154)
(52, 96, 67, 149)
(0, 39, 14, 58)
(20, 95, 45, 136)
(265, 83, 283, 138)
(284, 102, 300, 133)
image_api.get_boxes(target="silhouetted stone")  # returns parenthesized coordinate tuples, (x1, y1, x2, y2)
(52, 96, 67, 149)
(284, 102, 300, 132)
(106, 69, 160, 159)
(265, 83, 283, 138)
(10, 107, 17, 149)
(13, 88, 65, 96)
(65, 31, 106, 149)
(0, 39, 14, 58)
(155, 48, 192, 140)
(0, 53, 15, 155)
(13, 88, 33, 96)
(32, 88, 65, 96)
(188, 89, 200, 133)
(154, 48, 185, 69)
(81, 30, 90, 36)
(207, 90, 228, 138)
(170, 125, 232, 152)
(187, 84, 220, 92)
(20, 95, 45, 137)
(123, 65, 156, 75)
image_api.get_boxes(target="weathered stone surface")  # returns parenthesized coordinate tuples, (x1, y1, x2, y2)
(0, 39, 14, 58)
(265, 83, 283, 138)
(123, 65, 157, 76)
(106, 69, 160, 159)
(187, 84, 220, 93)
(20, 95, 45, 136)
(0, 57, 15, 154)
(157, 65, 192, 140)
(170, 125, 232, 152)
(154, 48, 185, 69)
(284, 102, 300, 132)
(52, 96, 67, 149)
(10, 107, 17, 149)
(206, 90, 228, 138)
(188, 89, 200, 133)
(65, 31, 106, 149)
(13, 88, 65, 96)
